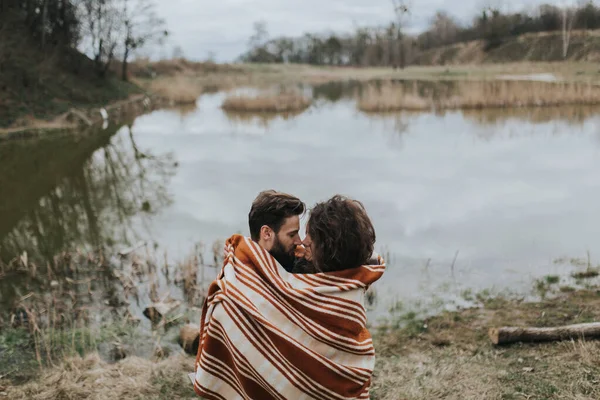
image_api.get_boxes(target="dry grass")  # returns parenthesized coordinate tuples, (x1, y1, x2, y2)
(146, 76, 203, 105)
(372, 289, 600, 400)
(223, 109, 306, 127)
(6, 289, 600, 400)
(124, 58, 243, 79)
(358, 84, 432, 112)
(221, 92, 312, 113)
(358, 80, 600, 112)
(4, 353, 195, 400)
(462, 105, 600, 126)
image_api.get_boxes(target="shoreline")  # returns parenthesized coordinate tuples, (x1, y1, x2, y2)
(6, 61, 600, 136)
(0, 94, 170, 140)
(3, 286, 600, 399)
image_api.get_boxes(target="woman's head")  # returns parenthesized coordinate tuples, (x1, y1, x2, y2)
(303, 195, 376, 273)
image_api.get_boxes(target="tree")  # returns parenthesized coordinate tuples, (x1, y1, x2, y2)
(80, 0, 121, 77)
(324, 35, 342, 65)
(429, 11, 460, 47)
(172, 45, 185, 59)
(561, 5, 578, 59)
(391, 0, 410, 68)
(119, 0, 168, 81)
(249, 20, 268, 49)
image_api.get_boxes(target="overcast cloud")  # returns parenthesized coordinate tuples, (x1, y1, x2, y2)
(152, 0, 576, 62)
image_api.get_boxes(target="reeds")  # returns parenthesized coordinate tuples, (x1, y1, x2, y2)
(358, 84, 432, 112)
(147, 76, 203, 105)
(222, 92, 312, 113)
(358, 80, 600, 112)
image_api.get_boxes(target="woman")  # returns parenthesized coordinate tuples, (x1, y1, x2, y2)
(299, 195, 377, 274)
(193, 195, 385, 400)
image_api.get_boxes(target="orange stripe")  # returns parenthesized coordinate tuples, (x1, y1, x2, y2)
(195, 235, 380, 399)
(232, 263, 375, 355)
(224, 287, 373, 388)
(208, 320, 287, 400)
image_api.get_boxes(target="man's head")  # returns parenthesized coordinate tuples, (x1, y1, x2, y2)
(249, 190, 305, 264)
(303, 195, 375, 273)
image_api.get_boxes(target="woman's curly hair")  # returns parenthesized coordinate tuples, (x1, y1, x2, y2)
(307, 195, 376, 273)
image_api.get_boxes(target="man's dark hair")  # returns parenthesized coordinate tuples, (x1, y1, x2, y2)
(308, 195, 375, 273)
(249, 190, 305, 241)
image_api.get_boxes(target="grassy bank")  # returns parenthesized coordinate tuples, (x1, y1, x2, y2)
(412, 30, 600, 66)
(0, 25, 140, 131)
(4, 286, 600, 399)
(134, 59, 600, 94)
(358, 80, 600, 112)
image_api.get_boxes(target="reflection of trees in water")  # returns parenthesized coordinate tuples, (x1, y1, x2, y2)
(364, 111, 413, 149)
(0, 125, 177, 262)
(311, 81, 361, 103)
(223, 110, 306, 128)
(0, 124, 178, 339)
(461, 106, 600, 127)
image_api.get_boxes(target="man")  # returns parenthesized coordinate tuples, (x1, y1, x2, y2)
(248, 190, 305, 272)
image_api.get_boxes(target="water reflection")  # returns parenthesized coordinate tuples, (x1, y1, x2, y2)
(223, 110, 307, 128)
(0, 125, 176, 262)
(462, 105, 600, 126)
(4, 81, 600, 326)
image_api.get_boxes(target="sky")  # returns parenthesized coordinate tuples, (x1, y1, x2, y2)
(152, 0, 576, 62)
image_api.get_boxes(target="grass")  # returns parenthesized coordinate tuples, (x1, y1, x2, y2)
(144, 75, 203, 105)
(221, 92, 312, 113)
(573, 269, 600, 280)
(5, 288, 600, 399)
(357, 80, 600, 112)
(0, 26, 139, 130)
(358, 84, 431, 112)
(3, 352, 194, 400)
(372, 289, 600, 400)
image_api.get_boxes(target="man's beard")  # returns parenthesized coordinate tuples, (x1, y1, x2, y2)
(269, 236, 296, 271)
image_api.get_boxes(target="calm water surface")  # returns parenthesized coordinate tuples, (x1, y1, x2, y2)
(2, 85, 600, 321)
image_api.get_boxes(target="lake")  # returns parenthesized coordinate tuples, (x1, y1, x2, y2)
(2, 82, 600, 325)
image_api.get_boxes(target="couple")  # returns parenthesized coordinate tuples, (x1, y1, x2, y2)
(193, 190, 385, 400)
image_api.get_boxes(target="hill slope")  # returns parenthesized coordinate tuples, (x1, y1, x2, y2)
(0, 18, 139, 128)
(412, 31, 600, 66)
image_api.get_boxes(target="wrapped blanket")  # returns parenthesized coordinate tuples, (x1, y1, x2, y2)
(193, 234, 385, 400)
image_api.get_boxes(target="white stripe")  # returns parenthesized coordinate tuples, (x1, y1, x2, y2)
(233, 263, 375, 352)
(244, 239, 368, 324)
(232, 257, 373, 348)
(226, 283, 374, 380)
(224, 301, 356, 400)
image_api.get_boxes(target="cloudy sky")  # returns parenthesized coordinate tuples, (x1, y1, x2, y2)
(153, 0, 574, 62)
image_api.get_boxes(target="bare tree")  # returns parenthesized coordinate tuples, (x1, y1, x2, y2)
(119, 0, 168, 81)
(561, 3, 579, 59)
(429, 11, 460, 47)
(249, 20, 269, 49)
(172, 45, 185, 59)
(80, 0, 121, 77)
(391, 0, 410, 68)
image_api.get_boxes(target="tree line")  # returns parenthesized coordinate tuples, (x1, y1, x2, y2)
(0, 0, 168, 80)
(240, 1, 600, 67)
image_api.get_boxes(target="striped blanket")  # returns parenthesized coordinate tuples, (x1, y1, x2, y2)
(193, 235, 385, 400)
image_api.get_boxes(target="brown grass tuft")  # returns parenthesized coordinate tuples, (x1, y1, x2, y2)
(6, 289, 600, 399)
(358, 80, 600, 112)
(222, 92, 312, 113)
(358, 84, 432, 112)
(5, 353, 194, 400)
(146, 76, 203, 105)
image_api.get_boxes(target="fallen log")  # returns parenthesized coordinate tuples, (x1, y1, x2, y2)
(143, 299, 181, 323)
(489, 322, 600, 345)
(179, 323, 200, 355)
